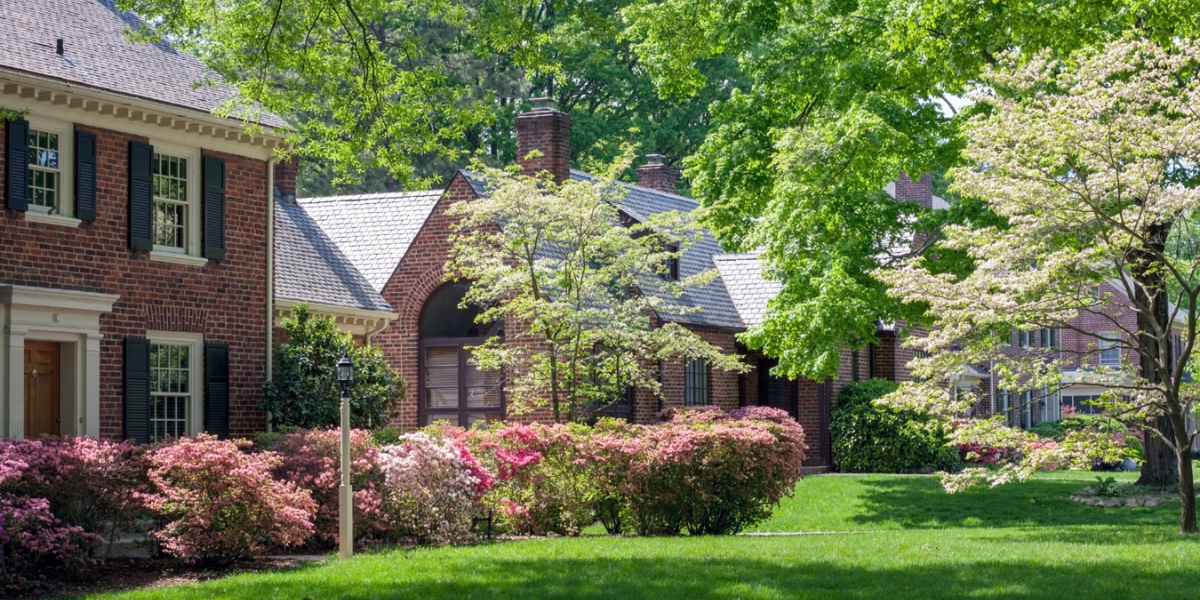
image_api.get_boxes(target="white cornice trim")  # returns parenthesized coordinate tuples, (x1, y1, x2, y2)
(0, 285, 119, 314)
(0, 69, 288, 160)
(274, 298, 397, 323)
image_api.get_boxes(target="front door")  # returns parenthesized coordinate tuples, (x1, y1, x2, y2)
(24, 341, 61, 438)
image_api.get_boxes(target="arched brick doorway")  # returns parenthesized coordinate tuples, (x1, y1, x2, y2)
(417, 282, 504, 427)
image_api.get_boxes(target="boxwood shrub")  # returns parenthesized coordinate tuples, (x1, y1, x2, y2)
(830, 379, 961, 473)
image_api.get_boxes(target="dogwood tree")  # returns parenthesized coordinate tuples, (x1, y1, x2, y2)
(445, 150, 746, 423)
(878, 40, 1200, 533)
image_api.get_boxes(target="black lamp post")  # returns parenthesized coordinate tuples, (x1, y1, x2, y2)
(336, 352, 354, 560)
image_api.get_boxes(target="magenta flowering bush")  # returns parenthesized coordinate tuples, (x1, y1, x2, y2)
(377, 432, 488, 545)
(0, 493, 96, 590)
(270, 428, 389, 547)
(465, 422, 598, 536)
(140, 435, 316, 565)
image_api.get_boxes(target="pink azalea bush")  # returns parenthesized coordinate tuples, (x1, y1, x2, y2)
(269, 428, 389, 546)
(618, 406, 807, 535)
(0, 437, 146, 589)
(140, 435, 316, 565)
(377, 432, 489, 545)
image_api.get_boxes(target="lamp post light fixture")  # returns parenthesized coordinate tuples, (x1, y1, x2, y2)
(336, 352, 354, 560)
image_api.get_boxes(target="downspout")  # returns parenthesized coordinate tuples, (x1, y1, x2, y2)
(265, 156, 278, 433)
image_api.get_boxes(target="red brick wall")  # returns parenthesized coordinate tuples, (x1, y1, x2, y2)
(0, 121, 271, 439)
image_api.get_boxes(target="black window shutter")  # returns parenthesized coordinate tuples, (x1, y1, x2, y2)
(204, 343, 230, 439)
(202, 156, 226, 260)
(75, 130, 97, 221)
(6, 119, 29, 211)
(128, 141, 153, 250)
(124, 337, 151, 444)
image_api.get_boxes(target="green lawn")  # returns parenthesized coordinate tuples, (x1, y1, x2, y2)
(85, 471, 1200, 600)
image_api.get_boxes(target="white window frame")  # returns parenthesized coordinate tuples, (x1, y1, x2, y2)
(146, 331, 204, 439)
(24, 116, 74, 220)
(147, 141, 202, 262)
(1099, 332, 1121, 366)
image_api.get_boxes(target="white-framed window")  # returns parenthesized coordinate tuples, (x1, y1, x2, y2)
(684, 357, 709, 406)
(24, 117, 73, 217)
(1041, 327, 1057, 349)
(147, 331, 204, 441)
(149, 142, 201, 256)
(1099, 332, 1121, 366)
(1019, 330, 1033, 348)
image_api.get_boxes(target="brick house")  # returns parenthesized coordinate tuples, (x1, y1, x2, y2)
(0, 0, 291, 442)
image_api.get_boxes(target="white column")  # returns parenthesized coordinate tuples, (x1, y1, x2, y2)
(84, 333, 102, 438)
(5, 326, 27, 440)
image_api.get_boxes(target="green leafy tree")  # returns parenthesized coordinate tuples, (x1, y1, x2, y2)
(263, 304, 406, 429)
(446, 149, 746, 422)
(877, 40, 1200, 533)
(621, 0, 1200, 483)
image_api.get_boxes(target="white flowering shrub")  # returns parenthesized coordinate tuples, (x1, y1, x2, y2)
(377, 433, 487, 545)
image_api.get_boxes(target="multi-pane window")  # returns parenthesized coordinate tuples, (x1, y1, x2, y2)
(1041, 327, 1058, 349)
(150, 344, 190, 441)
(1019, 330, 1033, 348)
(422, 345, 502, 427)
(26, 128, 60, 212)
(684, 357, 709, 406)
(1099, 332, 1121, 365)
(153, 153, 189, 249)
(663, 244, 680, 281)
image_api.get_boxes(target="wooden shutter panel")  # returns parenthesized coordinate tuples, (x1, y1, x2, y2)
(75, 130, 97, 221)
(202, 156, 226, 260)
(204, 343, 230, 438)
(124, 337, 151, 444)
(128, 141, 153, 250)
(6, 119, 29, 211)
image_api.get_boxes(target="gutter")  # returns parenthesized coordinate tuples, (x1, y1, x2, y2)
(265, 156, 277, 432)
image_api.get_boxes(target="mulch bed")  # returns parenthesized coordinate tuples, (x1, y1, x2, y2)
(15, 556, 323, 599)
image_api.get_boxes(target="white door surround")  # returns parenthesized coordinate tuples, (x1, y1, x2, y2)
(1, 285, 119, 439)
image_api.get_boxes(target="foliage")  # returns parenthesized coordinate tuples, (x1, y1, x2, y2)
(876, 40, 1200, 532)
(263, 304, 406, 429)
(446, 150, 746, 422)
(830, 380, 961, 474)
(621, 0, 1200, 385)
(0, 493, 95, 591)
(377, 433, 489, 545)
(141, 435, 316, 565)
(267, 428, 389, 546)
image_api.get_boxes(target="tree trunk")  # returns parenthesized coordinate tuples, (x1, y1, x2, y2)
(1140, 416, 1179, 486)
(1174, 421, 1198, 534)
(1131, 220, 1180, 486)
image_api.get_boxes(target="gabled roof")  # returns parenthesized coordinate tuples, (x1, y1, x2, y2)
(0, 0, 286, 128)
(297, 191, 443, 292)
(712, 253, 783, 328)
(274, 195, 392, 313)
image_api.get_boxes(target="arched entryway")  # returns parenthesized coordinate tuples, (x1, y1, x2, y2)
(418, 282, 504, 427)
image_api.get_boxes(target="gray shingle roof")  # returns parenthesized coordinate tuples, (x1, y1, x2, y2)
(274, 196, 392, 313)
(0, 0, 287, 128)
(298, 191, 443, 292)
(712, 253, 783, 328)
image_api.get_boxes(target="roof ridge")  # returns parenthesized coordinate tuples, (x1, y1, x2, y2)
(568, 169, 700, 206)
(299, 190, 442, 203)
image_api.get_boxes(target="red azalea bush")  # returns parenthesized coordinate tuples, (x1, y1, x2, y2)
(957, 442, 1009, 465)
(376, 432, 490, 545)
(269, 428, 388, 547)
(140, 435, 316, 565)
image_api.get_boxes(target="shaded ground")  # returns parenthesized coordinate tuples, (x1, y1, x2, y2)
(77, 471, 1200, 599)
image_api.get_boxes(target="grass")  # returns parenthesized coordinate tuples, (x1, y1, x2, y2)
(84, 470, 1200, 600)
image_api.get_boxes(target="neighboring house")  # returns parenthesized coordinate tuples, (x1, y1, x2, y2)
(0, 0, 291, 442)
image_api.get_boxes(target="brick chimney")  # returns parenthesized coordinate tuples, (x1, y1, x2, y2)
(515, 98, 573, 184)
(636, 154, 679, 194)
(274, 157, 298, 205)
(893, 172, 933, 209)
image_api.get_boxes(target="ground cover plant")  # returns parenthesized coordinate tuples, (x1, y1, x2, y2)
(78, 470, 1200, 600)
